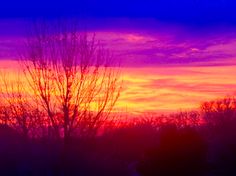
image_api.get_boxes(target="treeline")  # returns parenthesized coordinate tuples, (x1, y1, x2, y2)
(0, 97, 236, 175)
(1, 96, 235, 139)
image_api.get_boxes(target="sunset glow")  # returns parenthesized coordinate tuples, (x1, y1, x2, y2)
(1, 59, 236, 114)
(1, 24, 236, 115)
(1, 1, 236, 116)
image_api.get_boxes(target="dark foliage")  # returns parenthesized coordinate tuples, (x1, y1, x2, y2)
(0, 97, 236, 175)
(137, 125, 207, 176)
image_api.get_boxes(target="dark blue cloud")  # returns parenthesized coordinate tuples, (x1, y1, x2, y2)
(0, 0, 236, 26)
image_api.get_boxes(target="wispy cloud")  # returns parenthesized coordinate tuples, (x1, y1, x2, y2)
(93, 29, 236, 67)
(116, 66, 236, 113)
(1, 24, 236, 114)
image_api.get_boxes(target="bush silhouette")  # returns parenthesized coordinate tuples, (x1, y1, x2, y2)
(137, 125, 207, 176)
(201, 97, 236, 175)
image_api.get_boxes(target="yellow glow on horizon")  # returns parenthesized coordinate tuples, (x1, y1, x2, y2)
(1, 60, 236, 115)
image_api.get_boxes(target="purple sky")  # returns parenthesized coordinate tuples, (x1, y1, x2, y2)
(1, 19, 236, 68)
(1, 18, 236, 113)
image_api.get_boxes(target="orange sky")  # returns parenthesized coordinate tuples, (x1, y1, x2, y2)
(1, 26, 236, 115)
(116, 66, 236, 114)
(1, 60, 236, 115)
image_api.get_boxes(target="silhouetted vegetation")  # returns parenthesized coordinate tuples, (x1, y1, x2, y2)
(137, 125, 207, 176)
(0, 21, 121, 142)
(0, 97, 234, 175)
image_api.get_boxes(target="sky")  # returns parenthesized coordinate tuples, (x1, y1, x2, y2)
(0, 0, 236, 114)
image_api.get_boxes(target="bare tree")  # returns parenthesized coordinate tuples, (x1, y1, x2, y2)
(0, 74, 45, 138)
(201, 97, 236, 127)
(20, 21, 121, 141)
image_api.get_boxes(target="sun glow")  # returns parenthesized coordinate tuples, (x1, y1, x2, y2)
(1, 60, 236, 115)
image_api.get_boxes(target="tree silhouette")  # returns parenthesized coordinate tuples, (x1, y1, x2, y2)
(0, 75, 45, 138)
(201, 97, 236, 128)
(23, 21, 121, 141)
(0, 21, 121, 141)
(137, 125, 207, 176)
